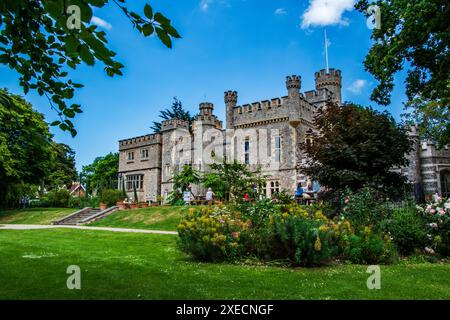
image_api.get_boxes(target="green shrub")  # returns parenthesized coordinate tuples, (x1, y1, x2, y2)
(177, 202, 401, 267)
(46, 189, 71, 207)
(262, 211, 339, 266)
(301, 202, 336, 218)
(232, 198, 277, 228)
(343, 227, 398, 264)
(177, 206, 252, 261)
(271, 191, 295, 205)
(381, 206, 427, 255)
(100, 189, 123, 207)
(68, 196, 82, 208)
(341, 187, 392, 232)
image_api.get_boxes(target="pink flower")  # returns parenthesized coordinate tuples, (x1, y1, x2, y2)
(433, 193, 442, 203)
(429, 223, 438, 229)
(429, 209, 436, 214)
(425, 247, 435, 254)
(231, 231, 240, 239)
(438, 209, 445, 216)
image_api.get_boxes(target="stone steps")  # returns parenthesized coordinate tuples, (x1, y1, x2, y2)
(55, 208, 103, 225)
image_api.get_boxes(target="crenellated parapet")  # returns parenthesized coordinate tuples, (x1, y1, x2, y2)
(286, 75, 301, 89)
(224, 90, 238, 104)
(235, 96, 290, 115)
(119, 133, 161, 151)
(161, 119, 190, 132)
(304, 88, 333, 105)
(314, 68, 342, 104)
(315, 68, 342, 84)
(420, 141, 450, 157)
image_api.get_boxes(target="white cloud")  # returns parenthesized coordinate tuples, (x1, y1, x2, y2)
(200, 0, 213, 12)
(301, 0, 356, 29)
(90, 16, 112, 30)
(348, 79, 368, 93)
(274, 8, 287, 15)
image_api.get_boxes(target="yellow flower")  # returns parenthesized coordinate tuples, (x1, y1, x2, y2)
(434, 235, 442, 244)
(314, 211, 325, 220)
(319, 225, 329, 232)
(314, 236, 322, 251)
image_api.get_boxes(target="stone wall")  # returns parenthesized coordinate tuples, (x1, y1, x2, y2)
(419, 142, 450, 195)
(118, 134, 162, 202)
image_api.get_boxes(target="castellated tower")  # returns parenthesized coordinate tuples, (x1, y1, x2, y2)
(315, 68, 342, 104)
(199, 102, 213, 117)
(224, 90, 237, 129)
(196, 102, 222, 129)
(286, 75, 302, 127)
(286, 75, 301, 99)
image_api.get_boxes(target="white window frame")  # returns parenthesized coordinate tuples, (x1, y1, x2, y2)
(274, 136, 281, 162)
(141, 149, 149, 159)
(126, 174, 144, 191)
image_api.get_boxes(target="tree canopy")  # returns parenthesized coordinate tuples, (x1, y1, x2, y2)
(356, 0, 450, 145)
(81, 152, 119, 195)
(150, 97, 195, 133)
(204, 160, 266, 201)
(301, 101, 412, 197)
(0, 89, 55, 206)
(0, 1, 180, 136)
(44, 143, 78, 190)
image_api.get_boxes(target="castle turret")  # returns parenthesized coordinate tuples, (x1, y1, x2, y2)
(315, 68, 342, 104)
(195, 102, 222, 129)
(224, 90, 237, 129)
(286, 75, 301, 99)
(199, 102, 214, 117)
(285, 75, 302, 127)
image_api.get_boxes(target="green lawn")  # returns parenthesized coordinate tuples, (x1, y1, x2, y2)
(0, 228, 448, 299)
(89, 206, 188, 231)
(0, 208, 74, 225)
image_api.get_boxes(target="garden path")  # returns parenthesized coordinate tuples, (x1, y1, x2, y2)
(0, 224, 177, 235)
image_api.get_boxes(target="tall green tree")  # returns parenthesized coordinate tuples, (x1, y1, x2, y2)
(166, 165, 201, 204)
(0, 89, 55, 206)
(150, 97, 195, 133)
(171, 165, 201, 193)
(301, 101, 412, 197)
(203, 160, 266, 201)
(0, 1, 180, 136)
(44, 143, 78, 190)
(355, 0, 450, 145)
(81, 152, 119, 195)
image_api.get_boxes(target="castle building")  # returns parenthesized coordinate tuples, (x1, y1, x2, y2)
(118, 69, 450, 202)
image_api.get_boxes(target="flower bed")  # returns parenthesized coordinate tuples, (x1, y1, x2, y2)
(178, 192, 450, 267)
(418, 194, 450, 256)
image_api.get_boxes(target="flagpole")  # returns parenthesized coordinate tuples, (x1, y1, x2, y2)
(324, 29, 329, 74)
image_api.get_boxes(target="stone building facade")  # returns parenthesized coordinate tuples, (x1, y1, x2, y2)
(118, 68, 450, 202)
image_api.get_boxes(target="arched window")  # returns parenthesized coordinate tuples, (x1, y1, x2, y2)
(440, 170, 450, 198)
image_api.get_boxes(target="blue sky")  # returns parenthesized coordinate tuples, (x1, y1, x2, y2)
(1, 0, 408, 171)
